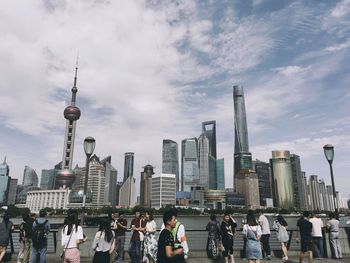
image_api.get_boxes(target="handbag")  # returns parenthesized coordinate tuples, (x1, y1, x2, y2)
(138, 219, 144, 241)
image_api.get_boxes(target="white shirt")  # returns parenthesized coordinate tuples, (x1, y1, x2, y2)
(92, 231, 115, 253)
(61, 225, 84, 249)
(309, 217, 323, 237)
(242, 224, 262, 237)
(258, 215, 271, 235)
(146, 220, 156, 232)
(161, 222, 189, 258)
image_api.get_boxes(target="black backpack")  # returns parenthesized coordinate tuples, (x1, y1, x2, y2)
(32, 220, 48, 249)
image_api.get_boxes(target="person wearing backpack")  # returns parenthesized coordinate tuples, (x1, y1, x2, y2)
(30, 210, 50, 263)
(0, 213, 14, 263)
(17, 213, 34, 263)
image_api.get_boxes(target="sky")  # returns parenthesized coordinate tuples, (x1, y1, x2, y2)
(0, 0, 349, 199)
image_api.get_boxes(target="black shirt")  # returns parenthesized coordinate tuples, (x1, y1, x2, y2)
(297, 218, 312, 241)
(157, 229, 184, 263)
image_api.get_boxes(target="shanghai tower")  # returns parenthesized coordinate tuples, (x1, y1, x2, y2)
(233, 85, 253, 190)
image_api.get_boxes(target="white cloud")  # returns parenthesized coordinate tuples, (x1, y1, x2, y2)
(330, 0, 350, 18)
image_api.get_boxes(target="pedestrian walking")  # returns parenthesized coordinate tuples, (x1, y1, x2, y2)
(157, 209, 184, 263)
(92, 219, 115, 263)
(112, 211, 128, 262)
(206, 214, 221, 260)
(309, 211, 324, 259)
(17, 212, 34, 263)
(30, 210, 50, 263)
(0, 213, 14, 263)
(296, 211, 313, 263)
(273, 215, 289, 261)
(258, 211, 271, 260)
(129, 210, 146, 263)
(242, 212, 262, 263)
(143, 211, 157, 263)
(326, 212, 342, 259)
(220, 212, 236, 263)
(61, 213, 86, 263)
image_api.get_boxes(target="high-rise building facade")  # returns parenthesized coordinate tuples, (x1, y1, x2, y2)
(162, 140, 179, 191)
(79, 155, 106, 208)
(253, 159, 272, 206)
(235, 169, 260, 208)
(7, 178, 18, 205)
(202, 121, 217, 159)
(22, 166, 38, 188)
(290, 154, 307, 210)
(308, 175, 321, 211)
(0, 158, 10, 206)
(140, 165, 154, 207)
(119, 175, 136, 207)
(101, 156, 118, 206)
(151, 173, 176, 209)
(56, 66, 81, 189)
(198, 134, 210, 188)
(40, 169, 56, 190)
(233, 85, 253, 191)
(270, 150, 294, 209)
(181, 138, 199, 192)
(123, 152, 134, 182)
(216, 158, 225, 190)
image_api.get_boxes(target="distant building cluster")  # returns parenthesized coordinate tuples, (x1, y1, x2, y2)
(1, 75, 348, 212)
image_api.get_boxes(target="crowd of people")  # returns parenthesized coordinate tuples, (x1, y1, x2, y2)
(205, 210, 344, 263)
(0, 208, 346, 263)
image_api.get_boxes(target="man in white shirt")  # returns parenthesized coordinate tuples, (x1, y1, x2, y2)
(309, 211, 324, 259)
(258, 211, 271, 260)
(326, 212, 342, 259)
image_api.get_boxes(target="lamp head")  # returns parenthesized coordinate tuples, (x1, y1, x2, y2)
(323, 144, 334, 163)
(84, 136, 96, 157)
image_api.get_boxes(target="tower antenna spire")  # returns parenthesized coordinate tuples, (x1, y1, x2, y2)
(71, 55, 79, 105)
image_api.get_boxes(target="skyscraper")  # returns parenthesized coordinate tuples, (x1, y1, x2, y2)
(202, 121, 217, 158)
(290, 154, 307, 210)
(308, 175, 321, 211)
(56, 65, 81, 188)
(162, 140, 179, 191)
(198, 134, 210, 188)
(270, 150, 294, 208)
(119, 175, 136, 207)
(253, 159, 272, 206)
(101, 156, 118, 206)
(22, 166, 38, 188)
(151, 174, 176, 209)
(140, 165, 154, 207)
(7, 178, 18, 205)
(233, 85, 252, 190)
(216, 158, 225, 190)
(181, 138, 199, 192)
(123, 152, 134, 182)
(0, 158, 10, 206)
(40, 169, 56, 190)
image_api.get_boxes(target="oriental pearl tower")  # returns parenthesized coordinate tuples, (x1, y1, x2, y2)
(56, 65, 81, 188)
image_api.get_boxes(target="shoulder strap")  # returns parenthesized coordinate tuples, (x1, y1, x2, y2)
(64, 226, 75, 250)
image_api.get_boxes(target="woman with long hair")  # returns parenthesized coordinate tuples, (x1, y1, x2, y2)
(220, 212, 236, 263)
(143, 211, 157, 263)
(92, 219, 115, 263)
(61, 213, 86, 263)
(242, 212, 262, 263)
(273, 215, 289, 261)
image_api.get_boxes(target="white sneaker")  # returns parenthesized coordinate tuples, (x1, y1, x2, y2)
(282, 256, 288, 260)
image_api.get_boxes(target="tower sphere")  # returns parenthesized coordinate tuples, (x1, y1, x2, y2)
(56, 169, 76, 188)
(72, 86, 78, 93)
(64, 105, 81, 121)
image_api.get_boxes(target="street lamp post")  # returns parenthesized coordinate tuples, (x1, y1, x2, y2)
(323, 144, 338, 219)
(82, 136, 96, 225)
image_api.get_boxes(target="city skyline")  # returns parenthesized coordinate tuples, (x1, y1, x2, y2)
(0, 1, 349, 198)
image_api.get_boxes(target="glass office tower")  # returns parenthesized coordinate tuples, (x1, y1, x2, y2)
(162, 140, 179, 192)
(181, 138, 199, 192)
